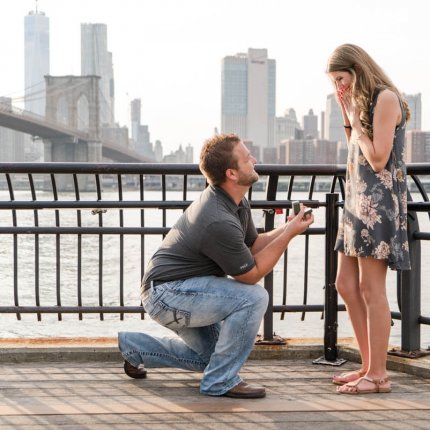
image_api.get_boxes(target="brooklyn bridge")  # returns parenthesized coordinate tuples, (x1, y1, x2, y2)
(0, 75, 151, 164)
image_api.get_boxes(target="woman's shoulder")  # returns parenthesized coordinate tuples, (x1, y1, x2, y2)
(372, 88, 403, 125)
(376, 88, 398, 102)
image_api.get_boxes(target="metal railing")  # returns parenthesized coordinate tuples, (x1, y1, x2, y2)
(0, 162, 429, 359)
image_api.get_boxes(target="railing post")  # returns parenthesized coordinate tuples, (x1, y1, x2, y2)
(262, 174, 278, 342)
(324, 193, 339, 361)
(398, 194, 421, 352)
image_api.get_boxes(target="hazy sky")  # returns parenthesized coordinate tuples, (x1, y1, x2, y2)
(0, 0, 427, 157)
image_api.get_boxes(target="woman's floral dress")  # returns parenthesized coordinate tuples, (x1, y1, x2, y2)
(335, 90, 410, 270)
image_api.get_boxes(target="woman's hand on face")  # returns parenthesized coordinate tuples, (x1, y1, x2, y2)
(338, 88, 360, 126)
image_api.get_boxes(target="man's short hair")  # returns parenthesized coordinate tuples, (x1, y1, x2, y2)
(199, 134, 241, 186)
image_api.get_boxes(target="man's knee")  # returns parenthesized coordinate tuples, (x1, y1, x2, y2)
(118, 331, 146, 353)
(118, 331, 130, 352)
(248, 285, 269, 311)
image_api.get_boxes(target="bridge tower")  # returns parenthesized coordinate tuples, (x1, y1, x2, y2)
(44, 75, 102, 164)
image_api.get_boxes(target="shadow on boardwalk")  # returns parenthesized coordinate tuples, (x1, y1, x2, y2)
(1, 357, 430, 429)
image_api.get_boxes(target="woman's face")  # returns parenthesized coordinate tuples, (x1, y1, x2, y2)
(328, 71, 353, 92)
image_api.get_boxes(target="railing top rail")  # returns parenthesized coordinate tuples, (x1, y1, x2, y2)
(0, 162, 346, 175)
(0, 162, 428, 176)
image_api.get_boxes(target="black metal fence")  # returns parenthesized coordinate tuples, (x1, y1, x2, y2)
(0, 162, 429, 359)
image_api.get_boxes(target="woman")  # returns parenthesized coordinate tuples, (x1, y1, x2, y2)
(326, 44, 410, 394)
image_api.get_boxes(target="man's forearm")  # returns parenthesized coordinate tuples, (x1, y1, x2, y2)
(236, 229, 294, 285)
(250, 226, 285, 255)
(253, 230, 293, 275)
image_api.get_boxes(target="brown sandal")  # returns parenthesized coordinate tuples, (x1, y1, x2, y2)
(332, 369, 366, 386)
(336, 376, 391, 394)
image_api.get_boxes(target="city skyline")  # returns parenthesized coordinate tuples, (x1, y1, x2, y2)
(0, 0, 428, 158)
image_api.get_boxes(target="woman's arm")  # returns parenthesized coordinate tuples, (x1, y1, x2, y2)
(351, 89, 401, 172)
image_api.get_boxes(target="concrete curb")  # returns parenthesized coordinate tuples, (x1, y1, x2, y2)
(1, 338, 430, 379)
(339, 345, 430, 379)
(0, 347, 123, 363)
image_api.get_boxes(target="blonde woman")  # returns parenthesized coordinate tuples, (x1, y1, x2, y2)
(326, 44, 410, 394)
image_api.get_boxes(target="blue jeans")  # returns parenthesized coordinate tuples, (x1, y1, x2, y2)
(118, 275, 268, 396)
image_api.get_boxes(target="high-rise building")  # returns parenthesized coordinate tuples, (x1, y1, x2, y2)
(154, 140, 163, 162)
(23, 6, 49, 161)
(324, 94, 344, 143)
(404, 93, 422, 131)
(138, 125, 152, 157)
(314, 139, 338, 165)
(81, 23, 115, 126)
(303, 109, 318, 139)
(130, 99, 141, 144)
(279, 137, 338, 165)
(280, 139, 315, 164)
(275, 108, 301, 148)
(320, 111, 325, 139)
(129, 98, 155, 159)
(405, 130, 430, 163)
(24, 6, 50, 116)
(221, 48, 276, 161)
(324, 93, 347, 163)
(185, 144, 194, 163)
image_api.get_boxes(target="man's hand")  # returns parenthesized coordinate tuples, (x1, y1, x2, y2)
(234, 205, 314, 285)
(284, 205, 314, 237)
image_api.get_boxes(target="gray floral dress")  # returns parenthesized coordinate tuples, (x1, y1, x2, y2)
(335, 89, 410, 271)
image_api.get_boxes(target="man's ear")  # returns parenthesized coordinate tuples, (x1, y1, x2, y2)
(225, 168, 237, 181)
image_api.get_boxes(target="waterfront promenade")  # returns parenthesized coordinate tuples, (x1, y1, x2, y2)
(1, 162, 430, 427)
(1, 338, 430, 429)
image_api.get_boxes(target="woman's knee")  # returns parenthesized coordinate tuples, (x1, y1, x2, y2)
(335, 275, 349, 299)
(358, 281, 387, 305)
(335, 275, 361, 304)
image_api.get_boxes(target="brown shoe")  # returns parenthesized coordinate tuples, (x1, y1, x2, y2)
(123, 360, 147, 379)
(223, 381, 266, 398)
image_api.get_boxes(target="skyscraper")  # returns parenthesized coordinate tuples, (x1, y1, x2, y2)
(129, 98, 154, 159)
(81, 23, 115, 127)
(221, 48, 276, 161)
(275, 108, 301, 149)
(24, 6, 50, 116)
(303, 109, 318, 139)
(404, 93, 422, 131)
(130, 98, 141, 145)
(406, 130, 430, 163)
(324, 93, 347, 163)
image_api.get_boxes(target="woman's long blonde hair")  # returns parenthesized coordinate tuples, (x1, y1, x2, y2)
(326, 44, 410, 139)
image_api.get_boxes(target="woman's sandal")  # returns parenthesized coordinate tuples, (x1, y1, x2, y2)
(336, 376, 391, 394)
(332, 369, 366, 386)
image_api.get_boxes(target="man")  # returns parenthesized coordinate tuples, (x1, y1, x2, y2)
(118, 134, 313, 398)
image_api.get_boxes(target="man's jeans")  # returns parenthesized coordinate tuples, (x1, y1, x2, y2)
(118, 275, 268, 396)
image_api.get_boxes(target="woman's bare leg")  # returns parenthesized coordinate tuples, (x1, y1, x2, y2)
(334, 254, 369, 377)
(338, 257, 391, 393)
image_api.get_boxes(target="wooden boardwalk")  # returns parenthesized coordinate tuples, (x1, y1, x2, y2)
(1, 358, 430, 429)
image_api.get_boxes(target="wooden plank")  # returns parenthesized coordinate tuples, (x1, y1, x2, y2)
(0, 358, 430, 430)
(1, 394, 430, 416)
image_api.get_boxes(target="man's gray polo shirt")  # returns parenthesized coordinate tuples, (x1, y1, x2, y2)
(141, 185, 258, 293)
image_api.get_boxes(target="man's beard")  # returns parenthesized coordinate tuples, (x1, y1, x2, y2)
(237, 170, 259, 187)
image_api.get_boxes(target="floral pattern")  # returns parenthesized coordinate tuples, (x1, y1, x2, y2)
(335, 91, 411, 271)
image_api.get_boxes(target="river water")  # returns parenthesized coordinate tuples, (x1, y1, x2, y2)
(0, 189, 429, 348)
